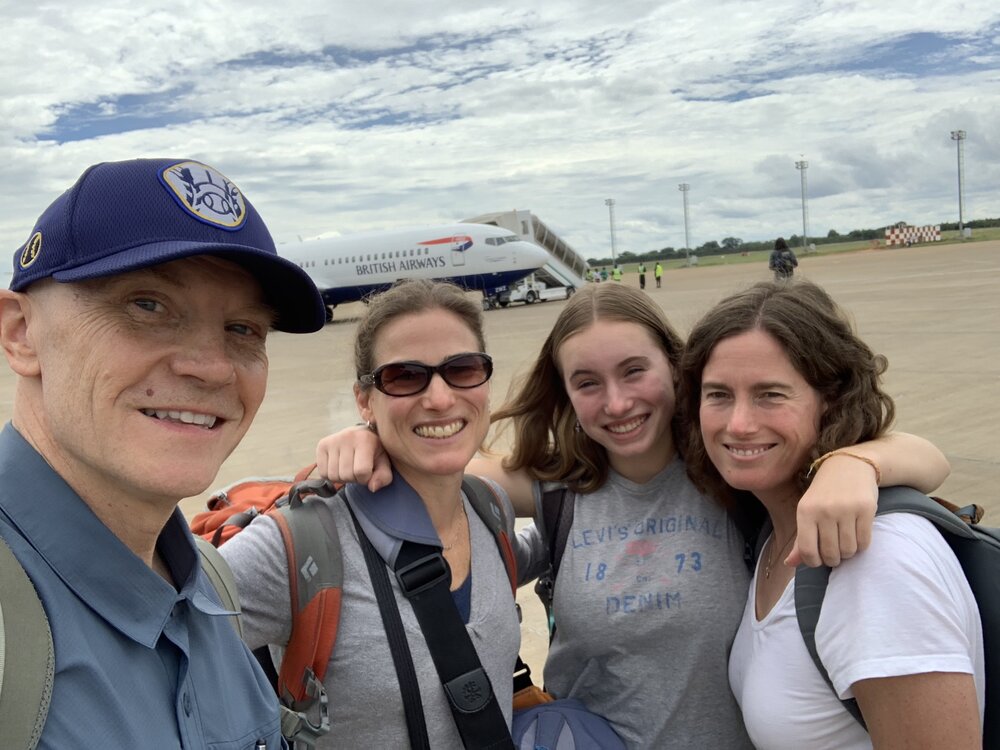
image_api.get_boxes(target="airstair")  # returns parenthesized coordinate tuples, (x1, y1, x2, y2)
(463, 210, 590, 293)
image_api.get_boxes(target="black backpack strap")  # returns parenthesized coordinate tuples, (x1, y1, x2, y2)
(463, 476, 544, 706)
(794, 564, 867, 729)
(0, 536, 54, 750)
(461, 476, 517, 593)
(394, 539, 514, 750)
(538, 483, 574, 581)
(793, 485, 989, 733)
(347, 504, 431, 750)
(532, 483, 573, 639)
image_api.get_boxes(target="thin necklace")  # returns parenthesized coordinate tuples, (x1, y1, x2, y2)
(764, 531, 796, 579)
(442, 500, 468, 551)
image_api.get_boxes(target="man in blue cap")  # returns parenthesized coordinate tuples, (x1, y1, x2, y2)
(0, 158, 326, 748)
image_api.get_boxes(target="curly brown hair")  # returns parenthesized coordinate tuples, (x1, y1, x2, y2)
(678, 279, 895, 509)
(492, 283, 684, 494)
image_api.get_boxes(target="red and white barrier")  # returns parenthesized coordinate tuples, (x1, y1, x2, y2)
(884, 225, 942, 245)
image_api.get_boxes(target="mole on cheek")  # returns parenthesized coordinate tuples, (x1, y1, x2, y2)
(146, 388, 154, 397)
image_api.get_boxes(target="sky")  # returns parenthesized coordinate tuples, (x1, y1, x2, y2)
(2, 0, 998, 260)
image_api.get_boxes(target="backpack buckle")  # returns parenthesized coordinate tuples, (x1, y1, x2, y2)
(395, 552, 449, 596)
(280, 673, 330, 748)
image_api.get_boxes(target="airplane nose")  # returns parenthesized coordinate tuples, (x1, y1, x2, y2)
(516, 240, 549, 269)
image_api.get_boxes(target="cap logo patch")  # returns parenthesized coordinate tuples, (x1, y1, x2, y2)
(19, 232, 42, 269)
(160, 161, 247, 230)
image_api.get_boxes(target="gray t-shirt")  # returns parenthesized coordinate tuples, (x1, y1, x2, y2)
(221, 487, 521, 748)
(516, 458, 753, 749)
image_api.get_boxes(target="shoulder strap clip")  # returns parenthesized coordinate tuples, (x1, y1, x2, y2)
(396, 552, 450, 596)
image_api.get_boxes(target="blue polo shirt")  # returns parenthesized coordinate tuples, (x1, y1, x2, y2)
(0, 424, 284, 749)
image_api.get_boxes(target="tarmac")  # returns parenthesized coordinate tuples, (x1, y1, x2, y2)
(3, 239, 996, 672)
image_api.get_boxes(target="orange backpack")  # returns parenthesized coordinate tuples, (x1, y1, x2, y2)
(191, 465, 318, 545)
(191, 468, 517, 748)
(192, 465, 341, 747)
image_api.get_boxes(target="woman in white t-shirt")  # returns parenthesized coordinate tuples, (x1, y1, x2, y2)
(679, 278, 984, 749)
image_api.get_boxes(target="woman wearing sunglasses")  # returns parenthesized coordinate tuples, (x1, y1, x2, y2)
(220, 279, 519, 748)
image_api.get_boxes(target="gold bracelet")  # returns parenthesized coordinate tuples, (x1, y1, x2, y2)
(807, 450, 882, 484)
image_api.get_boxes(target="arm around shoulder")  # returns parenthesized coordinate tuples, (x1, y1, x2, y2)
(828, 431, 950, 493)
(792, 432, 950, 568)
(468, 453, 536, 518)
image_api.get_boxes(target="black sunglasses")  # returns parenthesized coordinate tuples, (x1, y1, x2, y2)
(360, 352, 494, 397)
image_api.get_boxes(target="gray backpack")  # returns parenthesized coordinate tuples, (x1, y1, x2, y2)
(794, 487, 999, 744)
(0, 536, 240, 750)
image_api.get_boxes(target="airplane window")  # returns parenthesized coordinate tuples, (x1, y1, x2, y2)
(486, 238, 496, 246)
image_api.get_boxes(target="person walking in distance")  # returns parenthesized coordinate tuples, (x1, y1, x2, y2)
(769, 237, 798, 281)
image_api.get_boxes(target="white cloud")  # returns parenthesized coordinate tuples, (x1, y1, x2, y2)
(1, 0, 997, 259)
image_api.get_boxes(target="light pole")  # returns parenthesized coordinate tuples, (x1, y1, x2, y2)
(795, 159, 809, 251)
(604, 198, 618, 265)
(950, 130, 967, 234)
(678, 183, 690, 265)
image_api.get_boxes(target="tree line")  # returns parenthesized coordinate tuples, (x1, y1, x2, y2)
(586, 217, 1000, 266)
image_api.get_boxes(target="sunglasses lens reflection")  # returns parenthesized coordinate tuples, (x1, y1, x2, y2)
(378, 363, 430, 395)
(441, 355, 492, 388)
(374, 354, 492, 396)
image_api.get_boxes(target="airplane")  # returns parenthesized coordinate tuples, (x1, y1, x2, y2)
(278, 223, 551, 321)
(0, 223, 550, 321)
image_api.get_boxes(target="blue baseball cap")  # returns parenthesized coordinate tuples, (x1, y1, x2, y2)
(10, 158, 326, 333)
